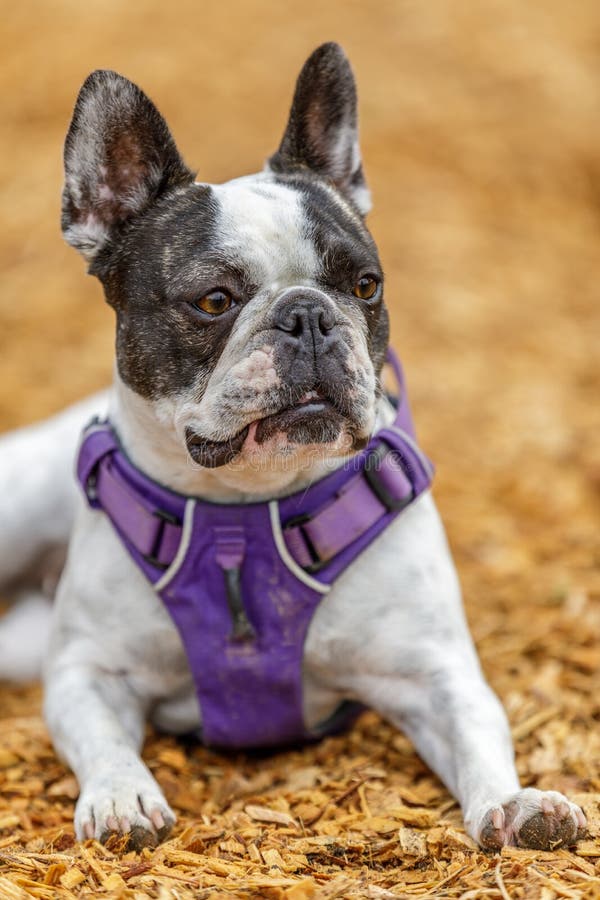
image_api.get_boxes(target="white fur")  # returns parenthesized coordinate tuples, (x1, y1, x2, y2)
(331, 125, 372, 216)
(213, 176, 320, 288)
(0, 592, 53, 682)
(63, 216, 109, 262)
(0, 391, 108, 588)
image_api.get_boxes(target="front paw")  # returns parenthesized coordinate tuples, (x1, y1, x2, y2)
(476, 788, 586, 851)
(75, 770, 176, 850)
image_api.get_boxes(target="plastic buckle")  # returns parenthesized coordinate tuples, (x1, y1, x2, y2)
(363, 442, 414, 512)
(283, 511, 327, 573)
(142, 507, 182, 571)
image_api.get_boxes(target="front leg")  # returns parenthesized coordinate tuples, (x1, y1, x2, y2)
(357, 660, 585, 849)
(43, 501, 196, 848)
(308, 494, 586, 850)
(44, 661, 175, 849)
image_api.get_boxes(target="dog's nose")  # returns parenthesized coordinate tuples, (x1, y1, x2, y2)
(271, 296, 336, 342)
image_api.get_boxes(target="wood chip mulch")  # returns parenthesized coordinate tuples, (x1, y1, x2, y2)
(0, 631, 598, 900)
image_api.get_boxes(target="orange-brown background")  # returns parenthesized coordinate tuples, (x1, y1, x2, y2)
(0, 1, 599, 895)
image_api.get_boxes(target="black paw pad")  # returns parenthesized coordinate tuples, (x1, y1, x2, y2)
(127, 824, 159, 851)
(479, 811, 505, 851)
(517, 812, 576, 850)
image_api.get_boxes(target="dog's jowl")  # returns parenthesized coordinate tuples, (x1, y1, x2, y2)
(0, 43, 585, 851)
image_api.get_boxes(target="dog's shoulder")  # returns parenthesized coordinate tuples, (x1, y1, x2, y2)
(48, 498, 192, 696)
(305, 491, 475, 684)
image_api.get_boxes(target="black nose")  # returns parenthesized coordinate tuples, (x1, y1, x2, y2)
(272, 296, 336, 342)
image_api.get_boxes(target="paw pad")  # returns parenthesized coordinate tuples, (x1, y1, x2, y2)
(517, 810, 576, 849)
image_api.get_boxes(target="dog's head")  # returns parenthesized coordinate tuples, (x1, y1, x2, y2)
(62, 43, 389, 474)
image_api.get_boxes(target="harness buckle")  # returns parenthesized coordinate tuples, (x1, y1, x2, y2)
(282, 442, 414, 574)
(282, 512, 328, 573)
(363, 442, 414, 512)
(141, 507, 182, 571)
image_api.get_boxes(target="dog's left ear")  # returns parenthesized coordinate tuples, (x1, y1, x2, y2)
(267, 42, 370, 215)
(62, 70, 194, 269)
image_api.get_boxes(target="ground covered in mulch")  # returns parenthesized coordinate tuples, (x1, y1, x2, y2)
(1, 1, 599, 897)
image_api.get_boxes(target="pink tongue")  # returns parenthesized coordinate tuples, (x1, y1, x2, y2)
(244, 420, 260, 450)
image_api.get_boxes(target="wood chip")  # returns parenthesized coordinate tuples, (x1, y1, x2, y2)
(262, 848, 286, 869)
(398, 826, 428, 857)
(245, 805, 298, 828)
(59, 868, 86, 889)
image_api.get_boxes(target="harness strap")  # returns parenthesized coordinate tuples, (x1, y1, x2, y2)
(97, 457, 182, 568)
(282, 435, 428, 571)
(78, 426, 183, 572)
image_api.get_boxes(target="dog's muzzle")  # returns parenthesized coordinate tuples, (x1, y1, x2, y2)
(185, 290, 369, 467)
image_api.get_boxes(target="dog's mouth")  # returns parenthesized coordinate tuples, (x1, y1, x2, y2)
(185, 391, 358, 469)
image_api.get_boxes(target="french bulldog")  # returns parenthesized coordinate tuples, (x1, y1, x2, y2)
(0, 43, 585, 851)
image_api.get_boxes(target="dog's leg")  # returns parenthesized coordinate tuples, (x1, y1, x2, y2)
(0, 591, 52, 681)
(44, 502, 184, 848)
(0, 392, 107, 590)
(44, 662, 175, 849)
(354, 654, 585, 849)
(309, 493, 586, 849)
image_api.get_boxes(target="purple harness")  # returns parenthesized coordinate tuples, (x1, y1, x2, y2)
(76, 351, 433, 749)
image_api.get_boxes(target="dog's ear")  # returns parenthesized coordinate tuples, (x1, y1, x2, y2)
(267, 42, 370, 215)
(62, 70, 193, 267)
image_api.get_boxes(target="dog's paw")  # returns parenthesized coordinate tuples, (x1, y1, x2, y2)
(476, 788, 586, 851)
(75, 771, 176, 850)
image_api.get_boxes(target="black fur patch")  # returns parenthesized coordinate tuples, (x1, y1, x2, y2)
(101, 184, 244, 400)
(268, 42, 369, 214)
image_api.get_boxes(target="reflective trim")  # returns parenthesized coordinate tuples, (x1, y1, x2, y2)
(268, 501, 330, 595)
(155, 499, 197, 592)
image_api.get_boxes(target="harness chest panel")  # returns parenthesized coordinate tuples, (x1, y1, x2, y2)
(77, 351, 433, 749)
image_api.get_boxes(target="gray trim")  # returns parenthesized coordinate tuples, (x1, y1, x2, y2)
(269, 500, 330, 595)
(155, 499, 197, 592)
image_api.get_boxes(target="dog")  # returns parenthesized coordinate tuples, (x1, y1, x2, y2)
(0, 42, 585, 852)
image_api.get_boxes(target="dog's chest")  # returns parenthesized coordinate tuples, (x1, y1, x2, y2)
(65, 487, 454, 750)
(74, 385, 433, 749)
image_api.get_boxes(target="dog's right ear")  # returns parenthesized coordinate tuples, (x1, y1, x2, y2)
(62, 70, 193, 268)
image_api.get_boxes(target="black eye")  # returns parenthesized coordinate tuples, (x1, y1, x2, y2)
(353, 275, 380, 301)
(192, 290, 233, 316)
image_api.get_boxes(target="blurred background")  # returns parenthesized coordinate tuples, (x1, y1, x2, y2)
(1, 0, 599, 782)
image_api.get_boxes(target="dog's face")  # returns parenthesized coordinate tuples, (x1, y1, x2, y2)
(62, 43, 389, 472)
